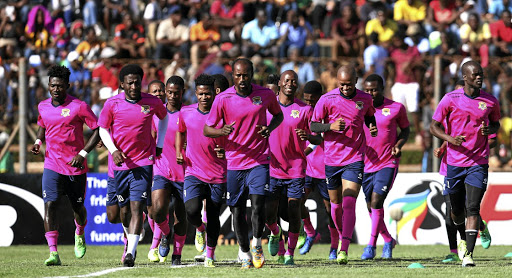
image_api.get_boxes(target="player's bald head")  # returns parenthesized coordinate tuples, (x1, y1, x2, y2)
(280, 70, 298, 81)
(337, 65, 357, 81)
(461, 61, 482, 76)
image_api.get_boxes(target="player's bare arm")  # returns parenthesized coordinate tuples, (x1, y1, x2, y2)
(67, 128, 101, 168)
(430, 120, 466, 146)
(31, 127, 46, 155)
(480, 120, 500, 136)
(392, 126, 410, 157)
(257, 111, 283, 138)
(175, 130, 186, 165)
(364, 115, 378, 137)
(203, 121, 235, 138)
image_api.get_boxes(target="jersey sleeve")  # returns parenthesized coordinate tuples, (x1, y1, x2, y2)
(37, 104, 45, 128)
(267, 93, 281, 116)
(79, 101, 99, 130)
(178, 111, 186, 132)
(365, 98, 375, 117)
(397, 103, 410, 129)
(304, 106, 314, 133)
(154, 100, 167, 120)
(205, 96, 224, 127)
(98, 99, 114, 129)
(311, 96, 326, 123)
(432, 95, 451, 123)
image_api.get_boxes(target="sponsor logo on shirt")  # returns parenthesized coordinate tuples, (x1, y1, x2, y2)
(355, 101, 364, 110)
(61, 108, 71, 117)
(290, 110, 300, 119)
(382, 108, 390, 116)
(252, 96, 262, 105)
(478, 102, 487, 111)
(141, 105, 151, 114)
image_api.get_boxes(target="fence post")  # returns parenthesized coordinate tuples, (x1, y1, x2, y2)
(18, 58, 27, 174)
(432, 55, 442, 172)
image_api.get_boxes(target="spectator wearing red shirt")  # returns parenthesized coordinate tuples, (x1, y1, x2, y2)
(490, 10, 512, 56)
(210, 0, 244, 45)
(113, 13, 146, 58)
(92, 47, 120, 93)
(426, 0, 471, 34)
(331, 4, 365, 56)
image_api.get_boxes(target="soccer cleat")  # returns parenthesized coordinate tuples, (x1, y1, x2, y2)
(159, 254, 167, 263)
(300, 232, 321, 255)
(277, 255, 285, 264)
(123, 253, 135, 267)
(148, 248, 159, 262)
(457, 240, 467, 260)
(171, 255, 181, 266)
(44, 251, 61, 266)
(462, 252, 475, 267)
(381, 238, 396, 259)
(361, 245, 376, 260)
(74, 234, 86, 259)
(479, 220, 491, 249)
(442, 253, 460, 263)
(251, 245, 265, 268)
(159, 235, 170, 257)
(297, 222, 306, 249)
(195, 250, 207, 262)
(329, 248, 337, 260)
(337, 250, 348, 264)
(204, 257, 215, 268)
(240, 258, 253, 269)
(195, 229, 206, 253)
(268, 226, 282, 256)
(284, 255, 294, 265)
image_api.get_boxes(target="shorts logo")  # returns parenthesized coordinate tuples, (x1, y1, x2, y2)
(264, 184, 269, 191)
(478, 102, 487, 111)
(382, 186, 388, 192)
(252, 96, 262, 105)
(382, 108, 390, 116)
(290, 110, 300, 119)
(226, 192, 230, 199)
(61, 108, 71, 117)
(355, 101, 364, 110)
(358, 173, 362, 180)
(326, 178, 329, 185)
(117, 195, 125, 202)
(141, 192, 147, 199)
(141, 105, 151, 114)
(483, 178, 488, 185)
(77, 197, 83, 203)
(183, 190, 186, 197)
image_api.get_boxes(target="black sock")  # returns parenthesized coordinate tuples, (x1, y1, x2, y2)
(456, 224, 466, 241)
(465, 230, 478, 255)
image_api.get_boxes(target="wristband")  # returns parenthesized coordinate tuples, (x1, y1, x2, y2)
(78, 149, 88, 158)
(35, 139, 42, 146)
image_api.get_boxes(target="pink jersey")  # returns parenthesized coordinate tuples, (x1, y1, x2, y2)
(312, 89, 375, 167)
(439, 134, 496, 176)
(152, 105, 185, 182)
(364, 98, 409, 172)
(268, 99, 312, 179)
(306, 141, 325, 179)
(179, 103, 227, 183)
(98, 92, 167, 171)
(432, 88, 500, 167)
(37, 95, 98, 175)
(107, 153, 114, 178)
(205, 84, 282, 170)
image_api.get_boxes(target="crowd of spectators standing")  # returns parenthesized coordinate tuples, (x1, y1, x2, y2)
(1, 0, 512, 170)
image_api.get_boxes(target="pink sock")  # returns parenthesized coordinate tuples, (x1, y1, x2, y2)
(156, 217, 171, 236)
(151, 224, 162, 249)
(303, 217, 316, 237)
(173, 234, 186, 255)
(329, 226, 339, 249)
(340, 196, 356, 253)
(206, 246, 215, 259)
(330, 202, 343, 241)
(202, 209, 208, 224)
(45, 231, 59, 252)
(123, 233, 128, 245)
(286, 232, 299, 256)
(369, 208, 382, 247)
(197, 223, 205, 233)
(148, 216, 155, 232)
(278, 238, 286, 256)
(74, 219, 86, 235)
(378, 209, 393, 243)
(266, 222, 280, 235)
(450, 248, 457, 254)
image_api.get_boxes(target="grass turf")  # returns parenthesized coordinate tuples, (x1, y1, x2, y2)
(1, 244, 511, 277)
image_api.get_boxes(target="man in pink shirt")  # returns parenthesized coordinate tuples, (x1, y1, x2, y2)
(98, 64, 168, 267)
(176, 74, 227, 267)
(32, 65, 100, 266)
(150, 76, 188, 266)
(310, 66, 377, 264)
(265, 71, 321, 266)
(431, 61, 500, 267)
(360, 74, 410, 261)
(204, 58, 283, 269)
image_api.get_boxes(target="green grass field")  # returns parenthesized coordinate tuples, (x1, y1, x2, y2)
(1, 244, 511, 278)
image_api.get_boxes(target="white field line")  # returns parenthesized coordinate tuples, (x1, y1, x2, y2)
(44, 263, 202, 278)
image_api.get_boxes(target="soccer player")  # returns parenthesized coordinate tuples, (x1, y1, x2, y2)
(32, 65, 100, 266)
(176, 74, 227, 267)
(151, 76, 189, 266)
(98, 64, 169, 267)
(212, 74, 230, 95)
(430, 61, 499, 267)
(298, 80, 336, 260)
(310, 65, 377, 264)
(265, 73, 280, 95)
(265, 71, 320, 265)
(204, 58, 283, 269)
(360, 74, 410, 260)
(148, 80, 166, 103)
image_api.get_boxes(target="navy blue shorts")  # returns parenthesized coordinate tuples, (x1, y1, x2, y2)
(114, 165, 152, 207)
(444, 164, 488, 195)
(325, 161, 364, 190)
(226, 164, 269, 207)
(267, 177, 305, 200)
(106, 176, 118, 206)
(362, 167, 398, 203)
(42, 169, 86, 205)
(152, 175, 184, 201)
(183, 175, 226, 204)
(305, 175, 329, 201)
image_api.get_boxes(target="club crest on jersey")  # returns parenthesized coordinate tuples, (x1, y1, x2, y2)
(252, 96, 262, 105)
(382, 108, 391, 116)
(61, 108, 70, 117)
(290, 110, 300, 118)
(478, 102, 487, 111)
(141, 105, 151, 114)
(355, 101, 364, 110)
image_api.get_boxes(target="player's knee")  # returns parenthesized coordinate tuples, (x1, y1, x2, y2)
(185, 199, 202, 220)
(106, 206, 120, 223)
(466, 199, 480, 217)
